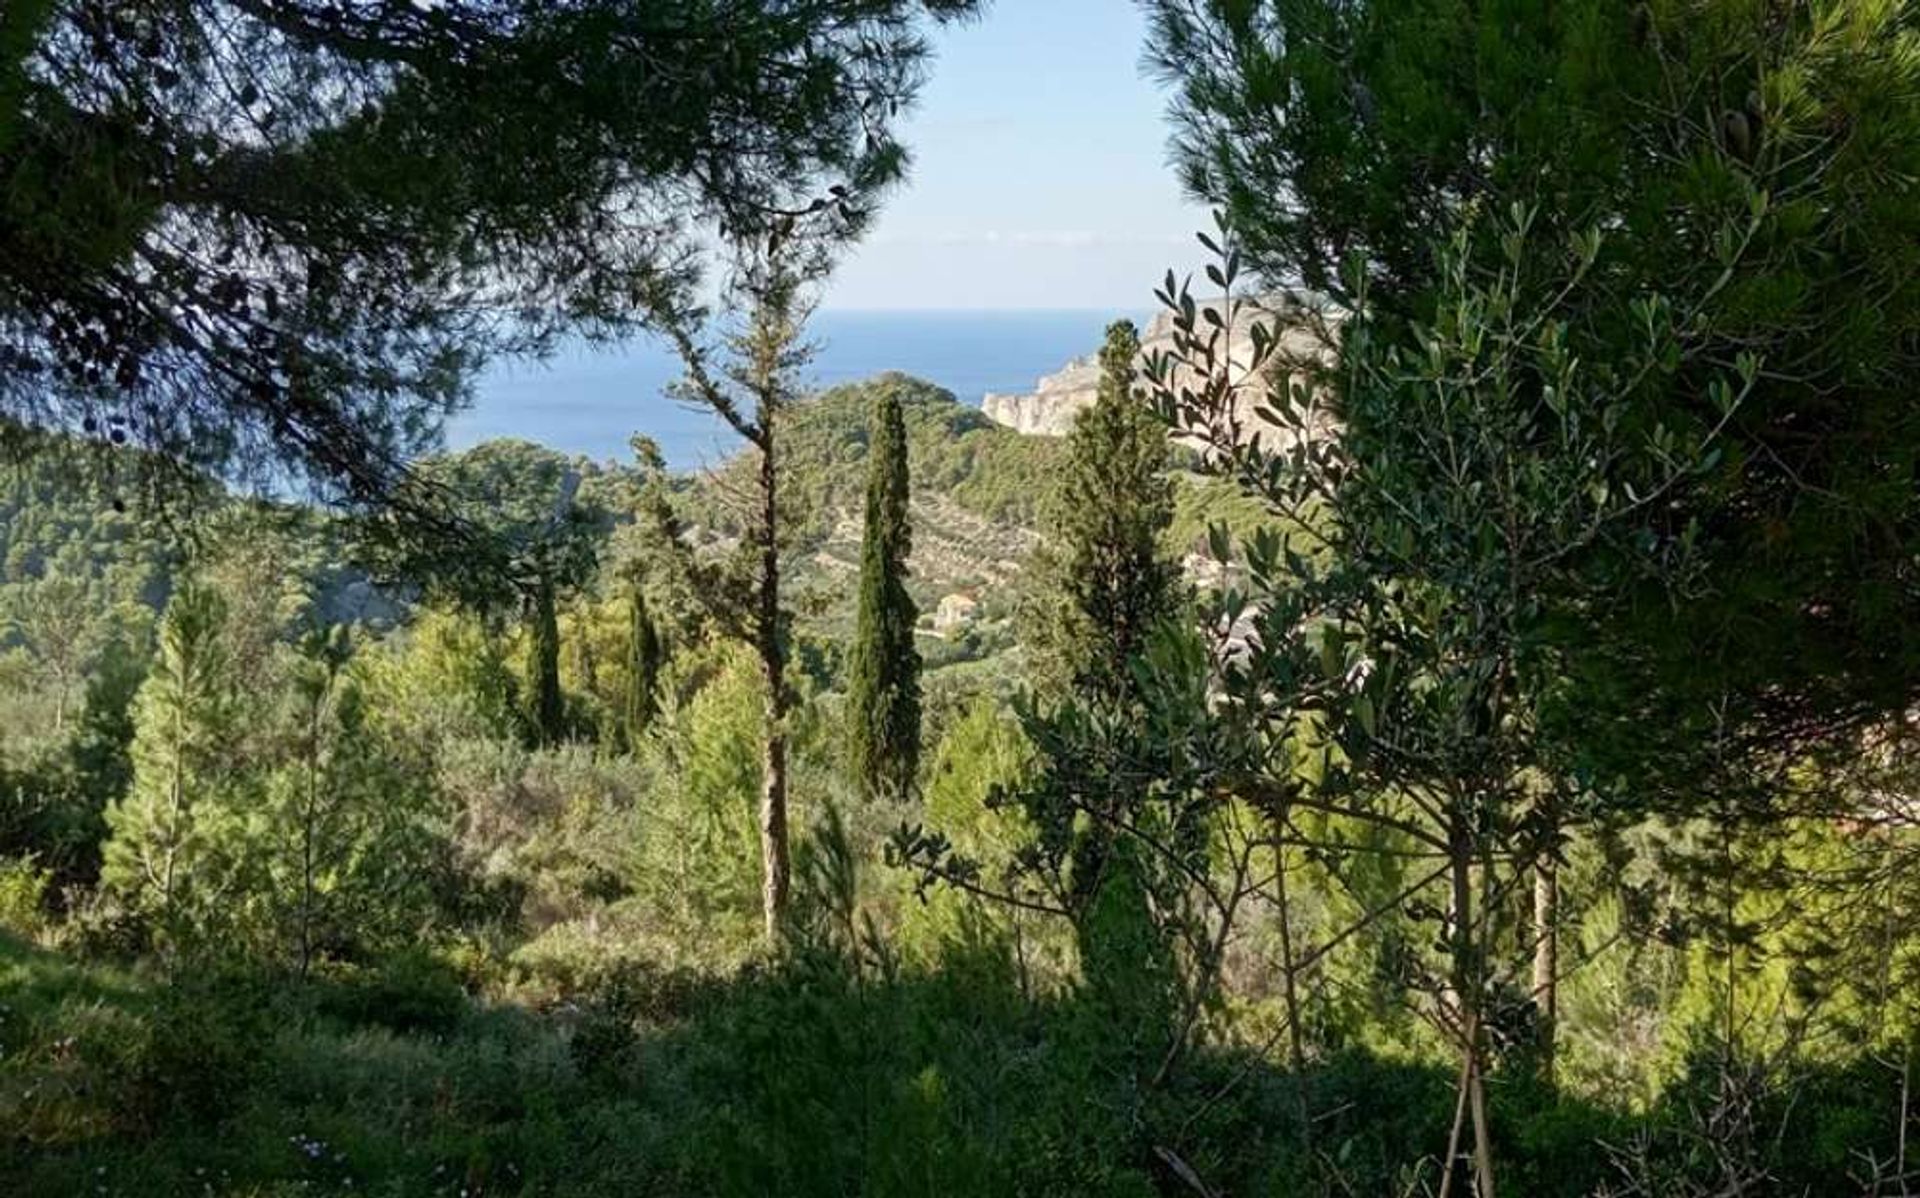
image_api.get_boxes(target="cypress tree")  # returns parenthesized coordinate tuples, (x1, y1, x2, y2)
(1021, 320, 1183, 1036)
(846, 386, 922, 802)
(623, 582, 665, 749)
(1043, 319, 1179, 706)
(528, 573, 565, 747)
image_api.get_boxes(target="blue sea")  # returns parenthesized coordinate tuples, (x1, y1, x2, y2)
(448, 310, 1146, 469)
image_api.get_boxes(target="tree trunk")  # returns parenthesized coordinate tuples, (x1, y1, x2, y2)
(1468, 1050, 1496, 1198)
(1532, 851, 1559, 1085)
(754, 427, 790, 943)
(298, 691, 323, 982)
(159, 699, 186, 933)
(759, 704, 790, 941)
(1445, 813, 1497, 1198)
(1276, 824, 1307, 1077)
(1271, 803, 1313, 1152)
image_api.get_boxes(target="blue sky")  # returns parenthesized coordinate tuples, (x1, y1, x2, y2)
(825, 1, 1211, 311)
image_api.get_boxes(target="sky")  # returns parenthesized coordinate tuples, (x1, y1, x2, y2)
(823, 1, 1212, 311)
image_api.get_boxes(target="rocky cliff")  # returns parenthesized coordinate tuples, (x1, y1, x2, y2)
(982, 296, 1340, 442)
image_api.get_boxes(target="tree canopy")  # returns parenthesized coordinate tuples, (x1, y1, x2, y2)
(1, 0, 978, 504)
(1146, 0, 1920, 799)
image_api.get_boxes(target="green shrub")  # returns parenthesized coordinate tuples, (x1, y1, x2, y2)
(0, 857, 49, 938)
(116, 970, 273, 1129)
(312, 949, 467, 1036)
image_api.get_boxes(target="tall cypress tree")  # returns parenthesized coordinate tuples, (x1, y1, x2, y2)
(1035, 320, 1182, 1036)
(623, 582, 665, 750)
(527, 573, 565, 747)
(1035, 319, 1179, 706)
(846, 387, 922, 803)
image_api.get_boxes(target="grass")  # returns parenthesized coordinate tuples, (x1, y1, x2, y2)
(2, 932, 1905, 1197)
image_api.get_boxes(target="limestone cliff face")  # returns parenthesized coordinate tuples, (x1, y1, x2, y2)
(982, 351, 1100, 434)
(981, 297, 1340, 443)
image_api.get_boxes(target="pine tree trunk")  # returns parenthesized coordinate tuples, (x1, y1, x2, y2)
(755, 428, 789, 942)
(159, 697, 186, 936)
(1271, 801, 1312, 1150)
(759, 715, 789, 942)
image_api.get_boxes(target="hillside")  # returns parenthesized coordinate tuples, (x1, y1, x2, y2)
(685, 371, 1292, 657)
(686, 373, 1062, 647)
(2, 372, 1284, 699)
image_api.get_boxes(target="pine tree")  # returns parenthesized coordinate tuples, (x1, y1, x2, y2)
(846, 388, 921, 802)
(651, 242, 814, 942)
(5, 1, 981, 503)
(258, 624, 443, 976)
(101, 581, 234, 947)
(278, 625, 356, 978)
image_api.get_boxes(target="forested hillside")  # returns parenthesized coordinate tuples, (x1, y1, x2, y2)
(5, 2, 1920, 1196)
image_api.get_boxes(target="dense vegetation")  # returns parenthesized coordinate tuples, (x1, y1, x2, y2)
(5, 1, 1920, 1195)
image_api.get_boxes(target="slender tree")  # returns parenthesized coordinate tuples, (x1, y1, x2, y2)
(280, 625, 354, 979)
(2, 570, 98, 736)
(652, 240, 815, 943)
(527, 576, 566, 746)
(1019, 320, 1185, 1050)
(1144, 211, 1750, 1198)
(846, 388, 921, 802)
(622, 581, 666, 749)
(1147, 2, 1920, 1151)
(258, 623, 442, 976)
(897, 322, 1207, 1077)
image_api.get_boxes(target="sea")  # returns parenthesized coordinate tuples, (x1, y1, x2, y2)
(447, 309, 1149, 469)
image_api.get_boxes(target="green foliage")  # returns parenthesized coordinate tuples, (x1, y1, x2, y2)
(121, 969, 274, 1129)
(696, 372, 1062, 564)
(394, 440, 607, 746)
(3, 1, 980, 500)
(1148, 0, 1920, 806)
(29, 928, 1900, 1198)
(365, 606, 526, 745)
(655, 647, 771, 932)
(310, 949, 469, 1037)
(620, 583, 665, 748)
(0, 856, 49, 938)
(0, 443, 175, 768)
(247, 627, 448, 974)
(846, 388, 922, 803)
(1023, 321, 1180, 702)
(99, 582, 238, 950)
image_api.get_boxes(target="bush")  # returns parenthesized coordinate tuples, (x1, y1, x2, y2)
(115, 969, 273, 1129)
(312, 949, 467, 1036)
(0, 857, 50, 939)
